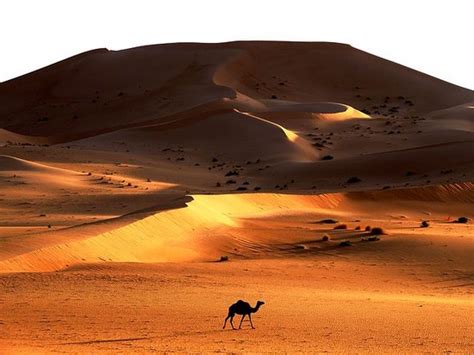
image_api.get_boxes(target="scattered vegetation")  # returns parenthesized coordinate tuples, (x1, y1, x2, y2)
(317, 219, 338, 224)
(369, 227, 385, 235)
(334, 224, 348, 230)
(218, 256, 229, 262)
(454, 217, 469, 224)
(322, 235, 330, 241)
(365, 226, 371, 232)
(321, 155, 334, 161)
(420, 220, 430, 228)
(346, 176, 362, 184)
(225, 170, 239, 177)
(338, 240, 352, 247)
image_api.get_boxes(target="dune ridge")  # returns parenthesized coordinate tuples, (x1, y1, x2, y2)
(1, 182, 471, 273)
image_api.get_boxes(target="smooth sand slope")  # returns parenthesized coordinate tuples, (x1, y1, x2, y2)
(0, 41, 473, 353)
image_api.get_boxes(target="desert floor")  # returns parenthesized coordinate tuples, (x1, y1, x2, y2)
(1, 209, 473, 353)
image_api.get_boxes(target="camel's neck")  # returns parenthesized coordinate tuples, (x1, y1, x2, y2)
(250, 303, 261, 313)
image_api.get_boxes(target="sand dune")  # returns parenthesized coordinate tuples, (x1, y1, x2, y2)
(1, 42, 473, 142)
(0, 41, 472, 352)
(1, 183, 471, 273)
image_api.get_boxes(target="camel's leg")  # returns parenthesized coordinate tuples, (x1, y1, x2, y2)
(238, 314, 246, 329)
(230, 316, 235, 330)
(249, 314, 255, 329)
(223, 315, 229, 329)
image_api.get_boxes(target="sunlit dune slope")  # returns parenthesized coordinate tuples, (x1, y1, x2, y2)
(1, 183, 471, 273)
(251, 101, 370, 122)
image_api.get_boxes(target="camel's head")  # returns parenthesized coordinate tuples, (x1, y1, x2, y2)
(257, 300, 265, 307)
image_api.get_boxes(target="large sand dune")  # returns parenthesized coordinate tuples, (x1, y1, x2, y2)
(0, 41, 472, 352)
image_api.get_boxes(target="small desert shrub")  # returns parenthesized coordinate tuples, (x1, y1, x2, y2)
(334, 224, 348, 230)
(236, 186, 247, 191)
(355, 226, 361, 231)
(338, 240, 352, 247)
(225, 170, 239, 176)
(254, 186, 261, 191)
(365, 226, 371, 232)
(317, 219, 338, 224)
(322, 235, 330, 241)
(218, 256, 229, 262)
(321, 155, 334, 161)
(347, 177, 362, 184)
(420, 220, 430, 228)
(454, 217, 469, 224)
(369, 227, 385, 235)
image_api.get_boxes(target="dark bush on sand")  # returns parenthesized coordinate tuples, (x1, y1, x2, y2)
(338, 241, 352, 247)
(369, 227, 385, 235)
(317, 219, 338, 224)
(347, 176, 362, 184)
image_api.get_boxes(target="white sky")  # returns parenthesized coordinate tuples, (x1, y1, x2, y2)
(1, 0, 473, 89)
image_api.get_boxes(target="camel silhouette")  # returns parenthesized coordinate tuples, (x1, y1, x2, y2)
(223, 300, 265, 330)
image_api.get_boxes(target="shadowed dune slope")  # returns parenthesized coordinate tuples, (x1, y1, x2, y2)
(73, 110, 318, 162)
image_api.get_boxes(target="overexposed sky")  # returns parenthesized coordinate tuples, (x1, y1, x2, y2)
(1, 0, 473, 89)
